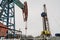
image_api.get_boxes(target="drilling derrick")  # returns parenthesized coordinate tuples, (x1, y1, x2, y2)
(41, 4, 51, 39)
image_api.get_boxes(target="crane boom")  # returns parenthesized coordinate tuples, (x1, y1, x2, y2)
(14, 0, 24, 9)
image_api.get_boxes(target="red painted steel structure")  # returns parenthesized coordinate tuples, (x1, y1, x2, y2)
(0, 22, 8, 37)
(22, 1, 28, 35)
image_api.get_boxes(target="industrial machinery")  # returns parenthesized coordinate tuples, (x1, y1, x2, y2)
(41, 4, 51, 39)
(0, 0, 28, 38)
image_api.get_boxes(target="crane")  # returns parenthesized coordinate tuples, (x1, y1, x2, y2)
(41, 4, 51, 40)
(0, 0, 28, 38)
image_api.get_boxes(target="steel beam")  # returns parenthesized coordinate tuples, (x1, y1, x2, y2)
(14, 0, 24, 9)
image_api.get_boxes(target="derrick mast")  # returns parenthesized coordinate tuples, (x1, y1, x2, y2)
(41, 4, 51, 39)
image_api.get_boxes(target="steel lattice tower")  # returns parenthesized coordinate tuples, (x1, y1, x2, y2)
(0, 0, 15, 35)
(0, 0, 28, 38)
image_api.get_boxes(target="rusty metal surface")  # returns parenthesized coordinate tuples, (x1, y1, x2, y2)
(0, 22, 8, 37)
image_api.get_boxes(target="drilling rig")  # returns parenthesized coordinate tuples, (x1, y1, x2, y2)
(41, 4, 51, 39)
(0, 0, 28, 38)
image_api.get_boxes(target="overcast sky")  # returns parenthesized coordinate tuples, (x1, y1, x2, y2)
(15, 0, 60, 37)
